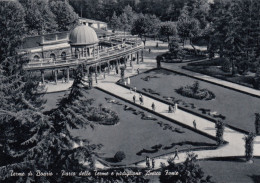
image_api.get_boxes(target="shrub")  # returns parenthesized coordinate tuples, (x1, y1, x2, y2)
(176, 81, 215, 100)
(114, 151, 126, 162)
(221, 58, 231, 72)
(244, 133, 256, 162)
(87, 107, 119, 125)
(215, 120, 225, 145)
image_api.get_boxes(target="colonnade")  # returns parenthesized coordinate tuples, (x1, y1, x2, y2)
(39, 49, 143, 85)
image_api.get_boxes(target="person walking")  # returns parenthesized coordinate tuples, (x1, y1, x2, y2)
(193, 120, 197, 129)
(127, 77, 130, 85)
(173, 147, 179, 160)
(137, 68, 140, 75)
(151, 102, 155, 111)
(149, 48, 151, 53)
(134, 86, 137, 93)
(139, 94, 143, 105)
(133, 95, 136, 103)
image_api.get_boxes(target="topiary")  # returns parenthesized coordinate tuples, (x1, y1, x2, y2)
(114, 151, 126, 162)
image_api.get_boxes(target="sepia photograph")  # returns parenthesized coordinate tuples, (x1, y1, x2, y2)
(0, 0, 260, 182)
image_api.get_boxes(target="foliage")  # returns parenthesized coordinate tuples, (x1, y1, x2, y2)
(255, 113, 260, 135)
(0, 60, 124, 182)
(120, 66, 126, 82)
(221, 58, 231, 73)
(114, 151, 126, 162)
(176, 81, 215, 100)
(49, 0, 79, 31)
(215, 120, 225, 145)
(118, 5, 137, 34)
(131, 13, 160, 38)
(87, 106, 119, 125)
(0, 1, 25, 62)
(159, 152, 214, 183)
(20, 0, 58, 35)
(169, 38, 184, 60)
(109, 11, 120, 32)
(243, 132, 256, 162)
(159, 21, 177, 42)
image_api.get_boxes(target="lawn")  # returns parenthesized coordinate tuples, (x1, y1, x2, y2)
(126, 68, 260, 133)
(199, 157, 260, 183)
(43, 88, 216, 165)
(183, 58, 257, 89)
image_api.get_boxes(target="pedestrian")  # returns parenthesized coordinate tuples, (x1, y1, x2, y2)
(62, 77, 65, 83)
(193, 120, 197, 129)
(127, 77, 130, 85)
(152, 158, 155, 169)
(173, 147, 179, 160)
(168, 105, 173, 113)
(103, 71, 106, 79)
(139, 94, 143, 105)
(95, 73, 98, 84)
(149, 48, 151, 53)
(151, 102, 155, 111)
(134, 86, 137, 93)
(116, 67, 118, 74)
(133, 95, 136, 103)
(124, 80, 127, 85)
(174, 103, 178, 113)
(137, 68, 140, 75)
(146, 156, 150, 168)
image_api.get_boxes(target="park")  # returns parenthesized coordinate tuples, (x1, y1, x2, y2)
(1, 0, 260, 182)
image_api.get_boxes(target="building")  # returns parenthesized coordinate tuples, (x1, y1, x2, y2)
(78, 18, 107, 30)
(21, 24, 144, 84)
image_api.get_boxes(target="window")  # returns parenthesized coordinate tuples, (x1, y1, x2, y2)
(33, 55, 40, 62)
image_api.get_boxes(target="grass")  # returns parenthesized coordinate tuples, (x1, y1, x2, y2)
(127, 68, 260, 133)
(199, 157, 260, 183)
(184, 58, 256, 89)
(43, 88, 216, 165)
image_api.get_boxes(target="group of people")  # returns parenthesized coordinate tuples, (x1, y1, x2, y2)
(146, 156, 155, 169)
(168, 103, 178, 113)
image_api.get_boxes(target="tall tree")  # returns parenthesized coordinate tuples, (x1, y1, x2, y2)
(159, 21, 178, 43)
(0, 1, 25, 62)
(20, 0, 58, 35)
(50, 0, 79, 31)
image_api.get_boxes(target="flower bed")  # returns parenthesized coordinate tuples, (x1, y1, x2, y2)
(176, 81, 215, 100)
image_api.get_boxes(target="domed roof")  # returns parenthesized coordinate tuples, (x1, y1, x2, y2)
(69, 25, 99, 46)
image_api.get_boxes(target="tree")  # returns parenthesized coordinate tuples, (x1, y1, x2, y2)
(244, 132, 256, 162)
(177, 13, 200, 52)
(159, 152, 214, 183)
(255, 113, 260, 135)
(109, 11, 120, 32)
(20, 0, 58, 35)
(118, 5, 137, 35)
(159, 21, 177, 43)
(0, 60, 122, 182)
(50, 0, 79, 31)
(215, 120, 225, 145)
(0, 1, 25, 62)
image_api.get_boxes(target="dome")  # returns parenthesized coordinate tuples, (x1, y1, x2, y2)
(69, 25, 99, 46)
